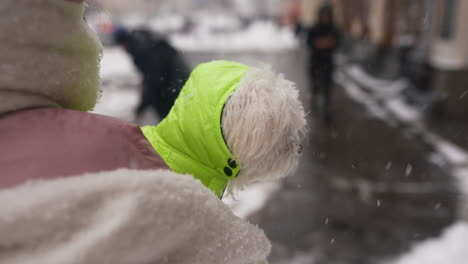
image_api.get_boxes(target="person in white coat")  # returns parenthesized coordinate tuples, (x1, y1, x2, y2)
(0, 0, 307, 263)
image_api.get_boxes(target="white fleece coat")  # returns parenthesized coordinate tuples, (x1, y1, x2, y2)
(0, 169, 270, 264)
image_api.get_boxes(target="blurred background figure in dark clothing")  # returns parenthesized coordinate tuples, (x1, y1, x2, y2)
(306, 4, 339, 122)
(113, 27, 190, 122)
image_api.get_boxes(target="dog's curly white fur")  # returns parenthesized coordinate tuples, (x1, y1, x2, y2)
(222, 65, 307, 193)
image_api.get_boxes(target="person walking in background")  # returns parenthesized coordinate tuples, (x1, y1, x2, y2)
(113, 27, 190, 122)
(306, 4, 340, 122)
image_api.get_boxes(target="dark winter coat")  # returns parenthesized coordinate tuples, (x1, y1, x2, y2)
(306, 7, 340, 65)
(124, 29, 190, 118)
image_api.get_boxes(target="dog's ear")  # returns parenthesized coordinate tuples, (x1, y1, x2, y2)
(222, 65, 307, 194)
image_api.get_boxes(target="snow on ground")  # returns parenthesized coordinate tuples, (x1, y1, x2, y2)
(93, 10, 298, 53)
(223, 181, 281, 219)
(93, 88, 139, 121)
(148, 14, 186, 33)
(341, 64, 468, 172)
(341, 63, 468, 168)
(338, 63, 468, 264)
(455, 169, 468, 220)
(189, 12, 242, 32)
(431, 42, 468, 70)
(99, 47, 138, 80)
(345, 65, 417, 121)
(389, 223, 468, 264)
(347, 65, 408, 96)
(170, 21, 297, 52)
(385, 98, 420, 123)
(422, 131, 468, 234)
(93, 47, 140, 121)
(280, 252, 317, 264)
(335, 72, 394, 123)
(426, 135, 468, 166)
(347, 65, 395, 89)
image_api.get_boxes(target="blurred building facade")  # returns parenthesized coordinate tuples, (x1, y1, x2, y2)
(328, 0, 468, 70)
(299, 0, 468, 115)
(430, 0, 468, 70)
(298, 0, 322, 26)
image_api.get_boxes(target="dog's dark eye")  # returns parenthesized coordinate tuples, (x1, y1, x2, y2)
(297, 144, 303, 154)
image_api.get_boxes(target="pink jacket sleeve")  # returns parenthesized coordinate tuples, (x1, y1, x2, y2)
(0, 107, 168, 190)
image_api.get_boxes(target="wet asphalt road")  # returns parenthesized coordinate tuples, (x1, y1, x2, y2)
(428, 69, 468, 151)
(183, 50, 458, 264)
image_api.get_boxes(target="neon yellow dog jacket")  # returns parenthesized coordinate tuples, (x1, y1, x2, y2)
(142, 60, 248, 198)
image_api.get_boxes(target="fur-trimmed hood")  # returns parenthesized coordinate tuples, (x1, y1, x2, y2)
(0, 0, 102, 115)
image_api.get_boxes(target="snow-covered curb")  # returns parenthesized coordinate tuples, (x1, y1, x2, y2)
(170, 21, 298, 53)
(337, 65, 468, 210)
(345, 65, 417, 121)
(99, 47, 139, 80)
(389, 223, 468, 264)
(223, 181, 281, 219)
(337, 64, 468, 264)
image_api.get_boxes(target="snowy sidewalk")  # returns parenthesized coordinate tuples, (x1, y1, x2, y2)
(336, 64, 468, 264)
(339, 64, 468, 218)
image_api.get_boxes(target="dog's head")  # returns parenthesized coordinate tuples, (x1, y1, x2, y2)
(222, 65, 307, 193)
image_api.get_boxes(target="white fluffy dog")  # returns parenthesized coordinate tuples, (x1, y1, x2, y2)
(222, 65, 307, 193)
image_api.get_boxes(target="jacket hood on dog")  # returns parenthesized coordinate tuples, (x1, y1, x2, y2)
(0, 0, 102, 115)
(142, 61, 248, 198)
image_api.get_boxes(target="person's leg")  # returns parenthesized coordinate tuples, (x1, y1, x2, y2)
(322, 64, 334, 122)
(154, 95, 170, 120)
(135, 82, 155, 124)
(323, 83, 332, 122)
(310, 64, 321, 111)
(153, 83, 175, 120)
